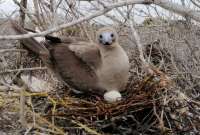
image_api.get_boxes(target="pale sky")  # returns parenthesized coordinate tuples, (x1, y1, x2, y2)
(0, 0, 17, 16)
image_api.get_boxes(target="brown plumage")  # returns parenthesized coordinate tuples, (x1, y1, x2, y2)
(11, 21, 130, 102)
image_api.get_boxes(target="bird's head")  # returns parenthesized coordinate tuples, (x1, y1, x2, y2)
(96, 27, 118, 48)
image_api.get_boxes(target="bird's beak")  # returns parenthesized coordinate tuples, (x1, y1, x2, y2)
(100, 32, 113, 46)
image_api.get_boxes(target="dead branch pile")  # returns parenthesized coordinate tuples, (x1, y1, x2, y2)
(0, 19, 199, 135)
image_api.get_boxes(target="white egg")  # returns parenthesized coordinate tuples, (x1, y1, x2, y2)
(103, 90, 122, 103)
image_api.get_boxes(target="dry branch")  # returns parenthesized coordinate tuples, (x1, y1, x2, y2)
(129, 18, 154, 75)
(0, 67, 47, 74)
(0, 0, 198, 40)
(1, 0, 197, 40)
(0, 49, 27, 53)
(0, 0, 150, 40)
(13, 0, 38, 25)
(155, 0, 200, 21)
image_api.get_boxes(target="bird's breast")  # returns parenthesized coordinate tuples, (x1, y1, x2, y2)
(96, 47, 130, 91)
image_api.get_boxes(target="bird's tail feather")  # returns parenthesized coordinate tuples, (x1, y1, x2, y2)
(10, 20, 49, 57)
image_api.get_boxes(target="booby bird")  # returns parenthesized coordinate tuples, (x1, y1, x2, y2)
(11, 21, 130, 103)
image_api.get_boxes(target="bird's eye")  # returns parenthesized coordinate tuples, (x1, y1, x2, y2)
(111, 33, 114, 37)
(99, 34, 103, 39)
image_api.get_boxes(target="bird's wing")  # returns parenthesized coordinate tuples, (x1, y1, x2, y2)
(45, 35, 87, 44)
(68, 42, 102, 69)
(51, 43, 104, 94)
(10, 20, 49, 56)
(10, 20, 52, 67)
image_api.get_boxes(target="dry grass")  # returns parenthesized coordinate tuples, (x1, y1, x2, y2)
(0, 19, 199, 134)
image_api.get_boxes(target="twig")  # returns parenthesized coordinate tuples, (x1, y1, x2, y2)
(34, 112, 66, 134)
(12, 0, 38, 26)
(0, 0, 198, 40)
(0, 49, 27, 53)
(0, 0, 152, 40)
(0, 80, 22, 91)
(71, 120, 102, 135)
(20, 85, 27, 127)
(0, 67, 47, 74)
(128, 9, 154, 74)
(154, 0, 200, 22)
